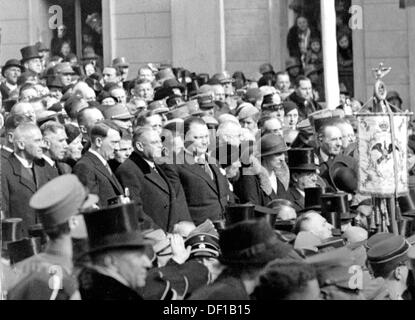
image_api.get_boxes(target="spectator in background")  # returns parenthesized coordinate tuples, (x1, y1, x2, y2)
(287, 15, 317, 62)
(276, 72, 294, 100)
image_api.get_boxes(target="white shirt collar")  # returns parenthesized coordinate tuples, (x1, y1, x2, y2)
(89, 149, 108, 166)
(269, 171, 278, 194)
(1, 145, 13, 153)
(144, 159, 155, 169)
(14, 153, 33, 169)
(43, 155, 55, 167)
(297, 188, 305, 198)
(5, 82, 17, 91)
(320, 148, 329, 163)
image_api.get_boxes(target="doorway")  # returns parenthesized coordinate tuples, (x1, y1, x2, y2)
(46, 0, 103, 60)
(286, 0, 354, 99)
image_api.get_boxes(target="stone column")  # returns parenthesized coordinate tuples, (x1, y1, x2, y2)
(321, 0, 340, 109)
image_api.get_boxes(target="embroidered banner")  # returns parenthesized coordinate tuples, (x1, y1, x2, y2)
(357, 114, 409, 197)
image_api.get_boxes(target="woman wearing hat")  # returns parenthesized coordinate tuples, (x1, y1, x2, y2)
(234, 134, 292, 207)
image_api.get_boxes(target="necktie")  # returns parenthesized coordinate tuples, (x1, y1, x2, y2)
(105, 163, 113, 176)
(201, 163, 214, 180)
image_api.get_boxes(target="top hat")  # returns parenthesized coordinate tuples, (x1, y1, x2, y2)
(20, 45, 42, 63)
(185, 233, 220, 260)
(112, 57, 129, 68)
(260, 134, 290, 158)
(1, 218, 23, 244)
(302, 187, 326, 212)
(7, 238, 42, 265)
(224, 204, 278, 228)
(398, 189, 415, 217)
(82, 202, 151, 255)
(2, 59, 25, 77)
(321, 193, 356, 222)
(219, 219, 292, 266)
(288, 148, 317, 172)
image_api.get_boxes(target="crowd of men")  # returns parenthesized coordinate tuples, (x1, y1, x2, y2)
(1, 41, 415, 301)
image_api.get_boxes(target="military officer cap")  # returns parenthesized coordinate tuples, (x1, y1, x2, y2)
(185, 233, 220, 260)
(30, 175, 98, 231)
(367, 236, 411, 278)
(364, 232, 395, 251)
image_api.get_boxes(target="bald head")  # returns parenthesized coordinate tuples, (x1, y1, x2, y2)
(11, 102, 37, 124)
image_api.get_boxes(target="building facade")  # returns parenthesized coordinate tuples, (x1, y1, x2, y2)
(1, 0, 415, 109)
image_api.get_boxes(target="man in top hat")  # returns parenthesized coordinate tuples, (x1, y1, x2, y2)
(287, 76, 322, 121)
(8, 175, 98, 300)
(73, 120, 125, 208)
(189, 219, 300, 300)
(163, 117, 232, 226)
(77, 202, 153, 300)
(1, 123, 52, 236)
(20, 45, 43, 75)
(115, 127, 193, 233)
(367, 236, 412, 300)
(1, 59, 24, 101)
(287, 148, 320, 212)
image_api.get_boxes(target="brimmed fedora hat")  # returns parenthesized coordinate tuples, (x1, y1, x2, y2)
(102, 104, 134, 121)
(2, 59, 25, 77)
(82, 202, 152, 255)
(288, 148, 317, 172)
(328, 155, 358, 194)
(260, 134, 290, 158)
(219, 219, 292, 266)
(112, 57, 129, 68)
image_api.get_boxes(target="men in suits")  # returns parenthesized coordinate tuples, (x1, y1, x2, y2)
(287, 76, 322, 121)
(163, 117, 232, 226)
(40, 121, 72, 176)
(1, 59, 24, 101)
(116, 127, 192, 232)
(73, 120, 124, 208)
(1, 123, 51, 236)
(287, 148, 320, 212)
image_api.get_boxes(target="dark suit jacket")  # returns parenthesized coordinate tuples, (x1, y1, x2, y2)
(189, 273, 250, 300)
(287, 186, 305, 212)
(73, 151, 124, 208)
(1, 154, 52, 236)
(78, 268, 143, 301)
(41, 159, 72, 179)
(0, 82, 13, 101)
(162, 152, 232, 226)
(234, 174, 291, 207)
(287, 91, 322, 121)
(116, 152, 192, 232)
